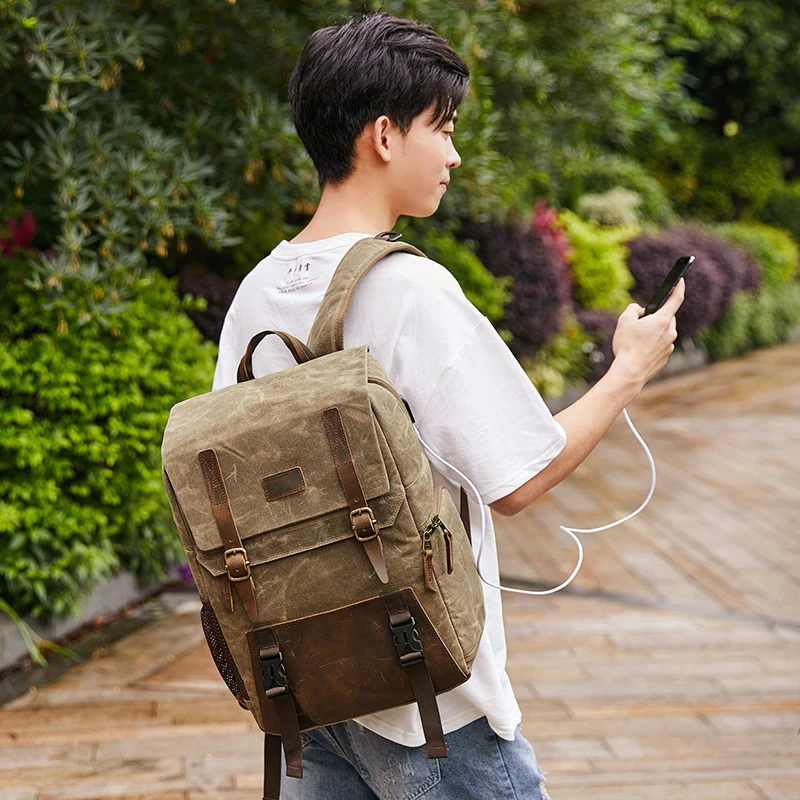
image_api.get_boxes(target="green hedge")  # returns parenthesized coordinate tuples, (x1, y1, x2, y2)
(557, 210, 636, 313)
(0, 263, 216, 620)
(712, 223, 800, 289)
(701, 283, 800, 361)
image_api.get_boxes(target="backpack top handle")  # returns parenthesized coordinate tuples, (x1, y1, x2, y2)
(237, 330, 317, 383)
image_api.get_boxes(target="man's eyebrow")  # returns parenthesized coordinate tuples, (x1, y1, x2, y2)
(451, 113, 459, 125)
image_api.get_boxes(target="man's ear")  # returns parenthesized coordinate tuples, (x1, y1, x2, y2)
(364, 115, 393, 164)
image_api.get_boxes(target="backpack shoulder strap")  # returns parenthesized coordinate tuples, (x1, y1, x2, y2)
(306, 234, 426, 358)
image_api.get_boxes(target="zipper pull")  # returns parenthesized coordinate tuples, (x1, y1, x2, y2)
(421, 523, 439, 592)
(439, 521, 454, 574)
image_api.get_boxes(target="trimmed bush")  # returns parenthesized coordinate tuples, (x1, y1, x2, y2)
(557, 210, 636, 313)
(0, 262, 216, 619)
(624, 226, 761, 339)
(701, 284, 800, 360)
(562, 154, 676, 226)
(457, 218, 569, 358)
(578, 187, 642, 228)
(712, 223, 800, 289)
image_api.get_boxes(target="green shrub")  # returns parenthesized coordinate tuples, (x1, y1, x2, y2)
(399, 224, 512, 324)
(701, 284, 800, 360)
(557, 210, 636, 312)
(759, 181, 800, 245)
(0, 262, 216, 620)
(700, 291, 754, 360)
(562, 154, 676, 226)
(712, 223, 800, 289)
(520, 313, 593, 398)
(578, 187, 642, 227)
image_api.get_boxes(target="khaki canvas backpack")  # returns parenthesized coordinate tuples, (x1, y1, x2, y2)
(160, 232, 486, 799)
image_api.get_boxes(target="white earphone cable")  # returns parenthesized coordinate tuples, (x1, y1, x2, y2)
(414, 407, 656, 595)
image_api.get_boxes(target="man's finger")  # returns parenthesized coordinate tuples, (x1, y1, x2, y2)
(657, 277, 685, 316)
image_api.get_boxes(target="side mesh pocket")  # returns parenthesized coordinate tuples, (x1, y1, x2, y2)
(200, 599, 250, 710)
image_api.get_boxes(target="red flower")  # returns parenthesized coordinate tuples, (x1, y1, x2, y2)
(1, 210, 36, 257)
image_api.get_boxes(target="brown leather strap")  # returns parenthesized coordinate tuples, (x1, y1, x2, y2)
(263, 733, 282, 800)
(459, 486, 472, 545)
(274, 693, 303, 778)
(382, 590, 448, 759)
(198, 449, 258, 621)
(237, 330, 316, 383)
(322, 407, 389, 583)
(247, 626, 304, 796)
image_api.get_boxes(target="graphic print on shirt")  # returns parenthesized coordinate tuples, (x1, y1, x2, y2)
(277, 260, 319, 293)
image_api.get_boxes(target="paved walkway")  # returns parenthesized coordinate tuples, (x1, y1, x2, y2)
(2, 342, 799, 799)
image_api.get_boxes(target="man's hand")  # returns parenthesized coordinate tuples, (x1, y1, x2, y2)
(609, 277, 685, 392)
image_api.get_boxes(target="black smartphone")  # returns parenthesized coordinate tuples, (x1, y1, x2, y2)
(644, 255, 695, 315)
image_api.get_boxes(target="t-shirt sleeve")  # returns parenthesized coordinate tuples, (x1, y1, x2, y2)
(415, 313, 567, 508)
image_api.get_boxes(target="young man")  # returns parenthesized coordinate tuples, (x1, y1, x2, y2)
(212, 11, 683, 799)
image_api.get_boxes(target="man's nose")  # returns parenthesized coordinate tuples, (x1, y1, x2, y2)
(447, 141, 461, 170)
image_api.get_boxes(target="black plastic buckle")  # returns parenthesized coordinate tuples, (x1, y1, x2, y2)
(390, 616, 424, 665)
(375, 231, 402, 241)
(258, 649, 289, 698)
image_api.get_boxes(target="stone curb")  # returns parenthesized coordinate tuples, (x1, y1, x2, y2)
(0, 569, 181, 673)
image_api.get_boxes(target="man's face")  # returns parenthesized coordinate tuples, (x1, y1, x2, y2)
(386, 105, 462, 218)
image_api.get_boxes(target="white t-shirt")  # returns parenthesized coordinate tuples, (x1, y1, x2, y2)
(212, 231, 567, 746)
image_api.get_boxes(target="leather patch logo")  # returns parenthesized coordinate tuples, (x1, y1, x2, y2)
(262, 466, 305, 501)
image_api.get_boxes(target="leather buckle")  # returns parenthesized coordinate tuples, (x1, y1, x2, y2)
(390, 615, 424, 665)
(223, 547, 252, 582)
(258, 647, 289, 699)
(350, 506, 379, 541)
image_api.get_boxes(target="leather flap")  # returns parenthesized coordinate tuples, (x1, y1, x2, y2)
(162, 346, 402, 565)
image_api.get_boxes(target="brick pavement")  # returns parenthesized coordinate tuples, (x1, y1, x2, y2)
(1, 341, 798, 799)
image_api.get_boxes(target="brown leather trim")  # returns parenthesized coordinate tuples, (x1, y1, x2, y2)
(237, 329, 316, 383)
(197, 449, 258, 622)
(382, 589, 447, 758)
(246, 626, 304, 780)
(261, 587, 465, 728)
(263, 466, 306, 501)
(322, 406, 389, 583)
(263, 733, 282, 800)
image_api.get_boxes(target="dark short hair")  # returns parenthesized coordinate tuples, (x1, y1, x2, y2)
(289, 11, 469, 188)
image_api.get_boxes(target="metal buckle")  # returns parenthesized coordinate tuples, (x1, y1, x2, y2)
(375, 231, 402, 241)
(390, 615, 424, 665)
(350, 506, 379, 541)
(258, 648, 289, 698)
(223, 547, 251, 582)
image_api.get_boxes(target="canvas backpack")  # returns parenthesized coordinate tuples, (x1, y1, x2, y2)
(160, 232, 486, 799)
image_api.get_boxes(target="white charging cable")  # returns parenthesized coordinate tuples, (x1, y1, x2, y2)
(413, 407, 656, 596)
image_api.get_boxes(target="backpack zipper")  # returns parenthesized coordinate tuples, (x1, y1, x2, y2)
(420, 486, 455, 591)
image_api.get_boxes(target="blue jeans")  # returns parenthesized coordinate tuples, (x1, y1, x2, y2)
(279, 716, 551, 799)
